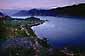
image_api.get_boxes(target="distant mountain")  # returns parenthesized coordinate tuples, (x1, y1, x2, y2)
(13, 3, 85, 17)
(13, 10, 29, 16)
(0, 9, 20, 16)
(29, 9, 56, 16)
(13, 9, 56, 16)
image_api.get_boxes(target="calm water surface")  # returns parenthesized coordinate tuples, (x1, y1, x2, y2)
(12, 16, 85, 48)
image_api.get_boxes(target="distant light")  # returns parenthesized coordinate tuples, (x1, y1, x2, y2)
(51, 7, 57, 9)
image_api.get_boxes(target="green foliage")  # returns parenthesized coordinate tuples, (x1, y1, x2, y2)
(0, 21, 8, 40)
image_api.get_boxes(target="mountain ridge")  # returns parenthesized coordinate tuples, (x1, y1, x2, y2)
(1, 3, 85, 17)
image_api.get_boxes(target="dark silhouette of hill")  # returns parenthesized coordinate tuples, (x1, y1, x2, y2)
(50, 3, 85, 17)
(28, 9, 56, 16)
(0, 12, 4, 16)
(13, 3, 85, 17)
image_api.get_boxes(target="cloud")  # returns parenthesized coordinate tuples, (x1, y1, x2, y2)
(0, 0, 85, 9)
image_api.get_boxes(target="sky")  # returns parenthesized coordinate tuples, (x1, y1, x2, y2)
(0, 0, 85, 9)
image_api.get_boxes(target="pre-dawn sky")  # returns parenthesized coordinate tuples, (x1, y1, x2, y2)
(0, 0, 85, 9)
